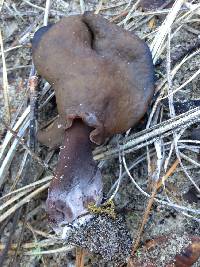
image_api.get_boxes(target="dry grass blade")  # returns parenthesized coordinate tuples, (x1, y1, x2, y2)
(94, 107, 200, 160)
(157, 158, 179, 189)
(22, 0, 44, 11)
(110, 10, 129, 22)
(151, 0, 185, 62)
(0, 239, 60, 251)
(130, 158, 179, 256)
(130, 186, 158, 258)
(94, 0, 102, 14)
(24, 245, 74, 256)
(0, 2, 53, 263)
(10, 151, 29, 192)
(0, 0, 5, 12)
(123, 155, 200, 215)
(120, 0, 141, 26)
(0, 176, 52, 201)
(171, 48, 200, 78)
(0, 106, 30, 161)
(166, 67, 200, 97)
(0, 187, 33, 212)
(0, 119, 29, 187)
(0, 28, 10, 122)
(80, 0, 85, 14)
(0, 45, 23, 56)
(0, 183, 49, 224)
(43, 0, 51, 26)
(0, 119, 47, 181)
(76, 247, 86, 267)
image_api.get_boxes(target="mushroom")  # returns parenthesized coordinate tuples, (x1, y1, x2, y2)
(32, 13, 155, 230)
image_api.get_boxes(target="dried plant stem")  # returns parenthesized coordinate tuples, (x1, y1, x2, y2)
(120, 0, 141, 26)
(24, 245, 74, 255)
(110, 10, 129, 22)
(0, 119, 29, 187)
(131, 186, 158, 257)
(151, 0, 185, 62)
(0, 28, 10, 122)
(0, 188, 33, 212)
(22, 0, 44, 11)
(0, 0, 4, 11)
(76, 247, 86, 267)
(157, 158, 179, 189)
(0, 183, 50, 224)
(0, 239, 60, 250)
(10, 151, 29, 191)
(43, 0, 51, 26)
(130, 158, 180, 256)
(123, 155, 200, 215)
(166, 67, 200, 97)
(0, 209, 21, 267)
(0, 106, 30, 161)
(94, 107, 200, 160)
(0, 176, 52, 201)
(80, 0, 85, 14)
(95, 0, 102, 14)
(1, 119, 47, 169)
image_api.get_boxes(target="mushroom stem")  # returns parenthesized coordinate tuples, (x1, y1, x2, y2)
(46, 119, 102, 227)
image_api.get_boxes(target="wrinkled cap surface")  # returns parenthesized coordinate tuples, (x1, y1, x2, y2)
(32, 13, 154, 145)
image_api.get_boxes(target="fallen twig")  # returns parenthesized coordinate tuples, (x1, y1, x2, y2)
(94, 107, 200, 160)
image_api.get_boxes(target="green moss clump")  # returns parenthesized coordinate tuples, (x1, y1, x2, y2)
(87, 199, 116, 219)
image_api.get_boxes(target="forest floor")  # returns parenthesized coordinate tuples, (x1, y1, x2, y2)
(0, 0, 200, 266)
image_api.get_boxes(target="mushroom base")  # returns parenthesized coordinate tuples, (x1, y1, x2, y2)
(46, 119, 103, 230)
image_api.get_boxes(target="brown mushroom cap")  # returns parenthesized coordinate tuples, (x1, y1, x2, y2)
(32, 13, 154, 145)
